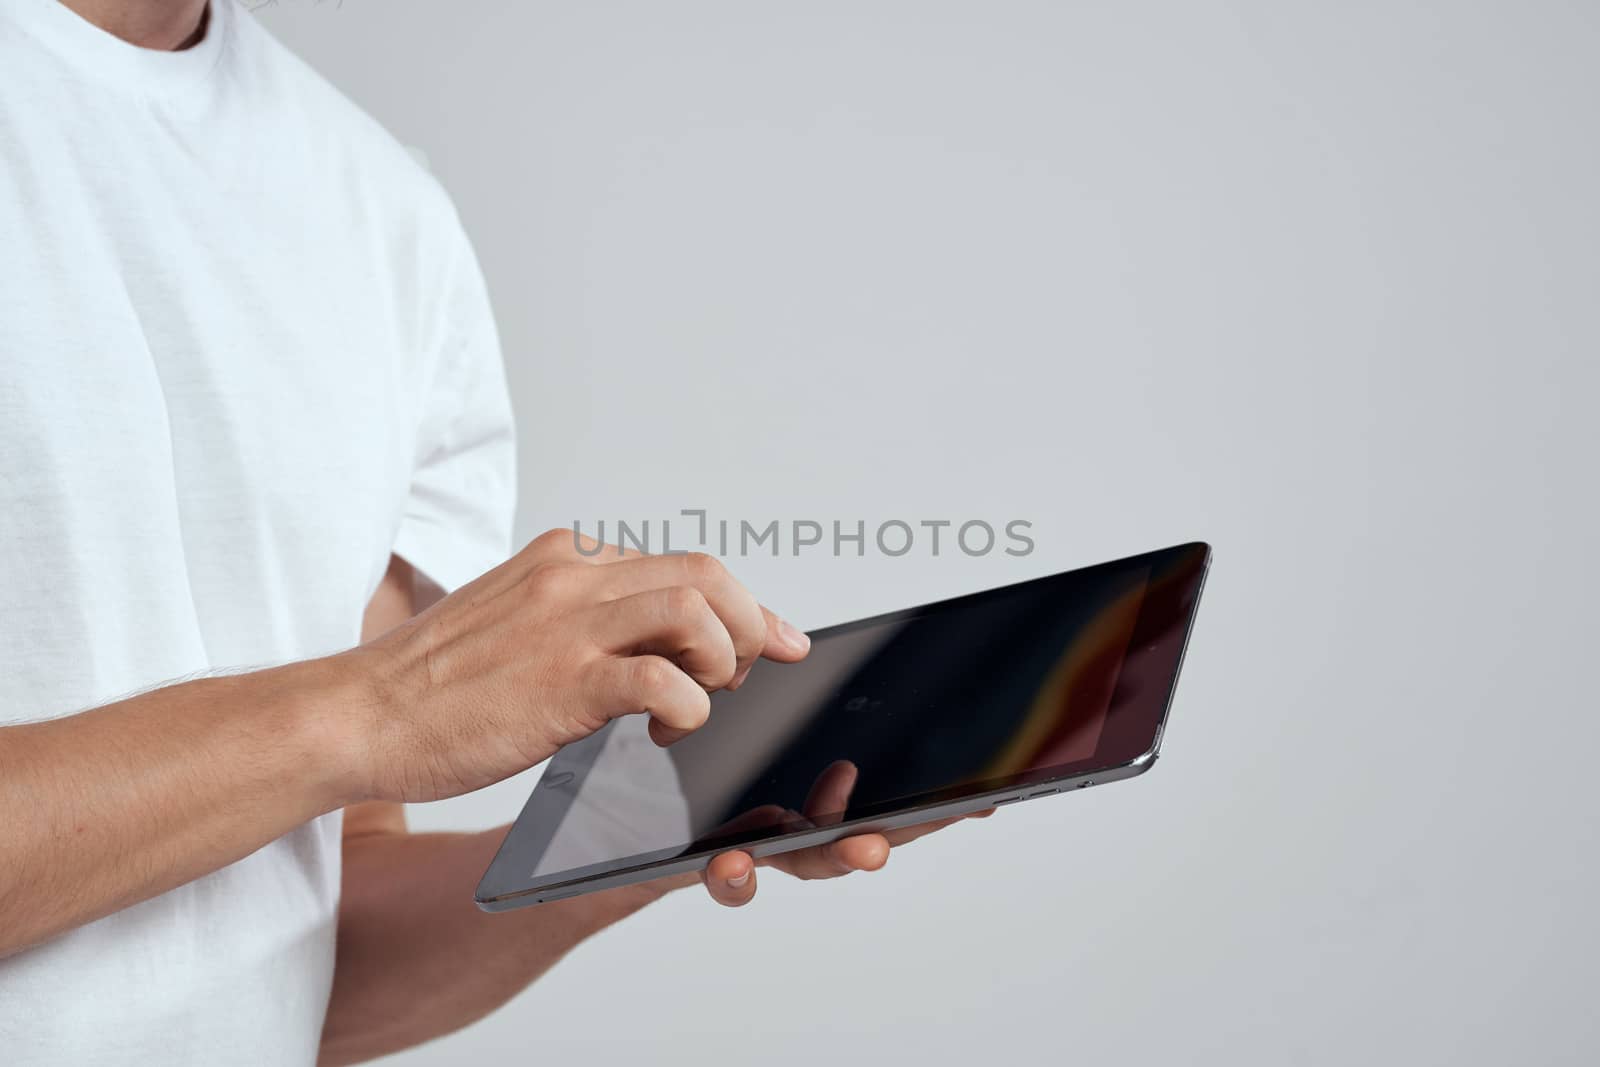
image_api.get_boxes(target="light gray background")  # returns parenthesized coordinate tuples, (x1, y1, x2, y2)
(255, 2, 1597, 1063)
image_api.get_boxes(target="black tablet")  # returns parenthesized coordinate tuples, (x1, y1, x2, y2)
(476, 542, 1211, 910)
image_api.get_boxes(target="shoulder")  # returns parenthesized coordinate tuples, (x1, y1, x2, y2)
(226, 3, 465, 246)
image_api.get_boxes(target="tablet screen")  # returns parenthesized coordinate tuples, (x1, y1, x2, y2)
(510, 542, 1208, 889)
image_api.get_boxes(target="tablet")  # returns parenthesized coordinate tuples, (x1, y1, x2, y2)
(476, 541, 1210, 910)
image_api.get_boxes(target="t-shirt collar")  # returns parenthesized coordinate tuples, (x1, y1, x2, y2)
(3, 0, 230, 99)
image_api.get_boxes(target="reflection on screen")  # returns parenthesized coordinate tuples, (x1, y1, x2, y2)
(531, 559, 1168, 878)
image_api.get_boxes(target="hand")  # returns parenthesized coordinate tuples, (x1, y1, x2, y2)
(343, 529, 811, 803)
(636, 760, 996, 907)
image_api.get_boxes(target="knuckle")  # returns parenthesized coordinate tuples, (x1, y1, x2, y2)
(522, 561, 581, 601)
(703, 658, 737, 691)
(662, 583, 709, 618)
(682, 551, 724, 584)
(529, 527, 576, 556)
(732, 612, 766, 657)
(687, 688, 712, 728)
(632, 655, 678, 696)
(661, 686, 711, 731)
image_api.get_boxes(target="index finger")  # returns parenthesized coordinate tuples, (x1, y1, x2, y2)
(759, 605, 810, 663)
(545, 528, 809, 664)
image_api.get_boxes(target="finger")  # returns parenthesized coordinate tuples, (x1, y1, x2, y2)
(801, 760, 858, 824)
(521, 526, 611, 565)
(759, 605, 811, 663)
(573, 537, 803, 668)
(768, 833, 889, 880)
(447, 525, 654, 612)
(584, 586, 738, 691)
(704, 804, 793, 838)
(704, 851, 758, 907)
(882, 814, 970, 848)
(432, 533, 567, 610)
(587, 654, 712, 746)
(763, 809, 989, 879)
(832, 833, 892, 872)
(527, 526, 710, 565)
(466, 527, 612, 608)
(585, 554, 770, 678)
(519, 533, 809, 666)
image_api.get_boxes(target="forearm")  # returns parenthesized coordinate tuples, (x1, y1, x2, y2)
(0, 658, 366, 958)
(319, 826, 656, 1066)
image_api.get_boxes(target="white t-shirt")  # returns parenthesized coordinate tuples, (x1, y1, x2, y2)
(0, 0, 516, 1061)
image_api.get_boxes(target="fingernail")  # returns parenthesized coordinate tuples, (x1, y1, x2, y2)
(728, 665, 751, 690)
(728, 869, 751, 889)
(778, 618, 810, 651)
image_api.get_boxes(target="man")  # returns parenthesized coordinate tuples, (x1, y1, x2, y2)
(0, 1, 979, 1062)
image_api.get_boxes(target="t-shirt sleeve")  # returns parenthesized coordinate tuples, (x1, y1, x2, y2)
(392, 224, 517, 594)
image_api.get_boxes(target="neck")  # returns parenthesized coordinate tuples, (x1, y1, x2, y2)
(57, 0, 210, 50)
